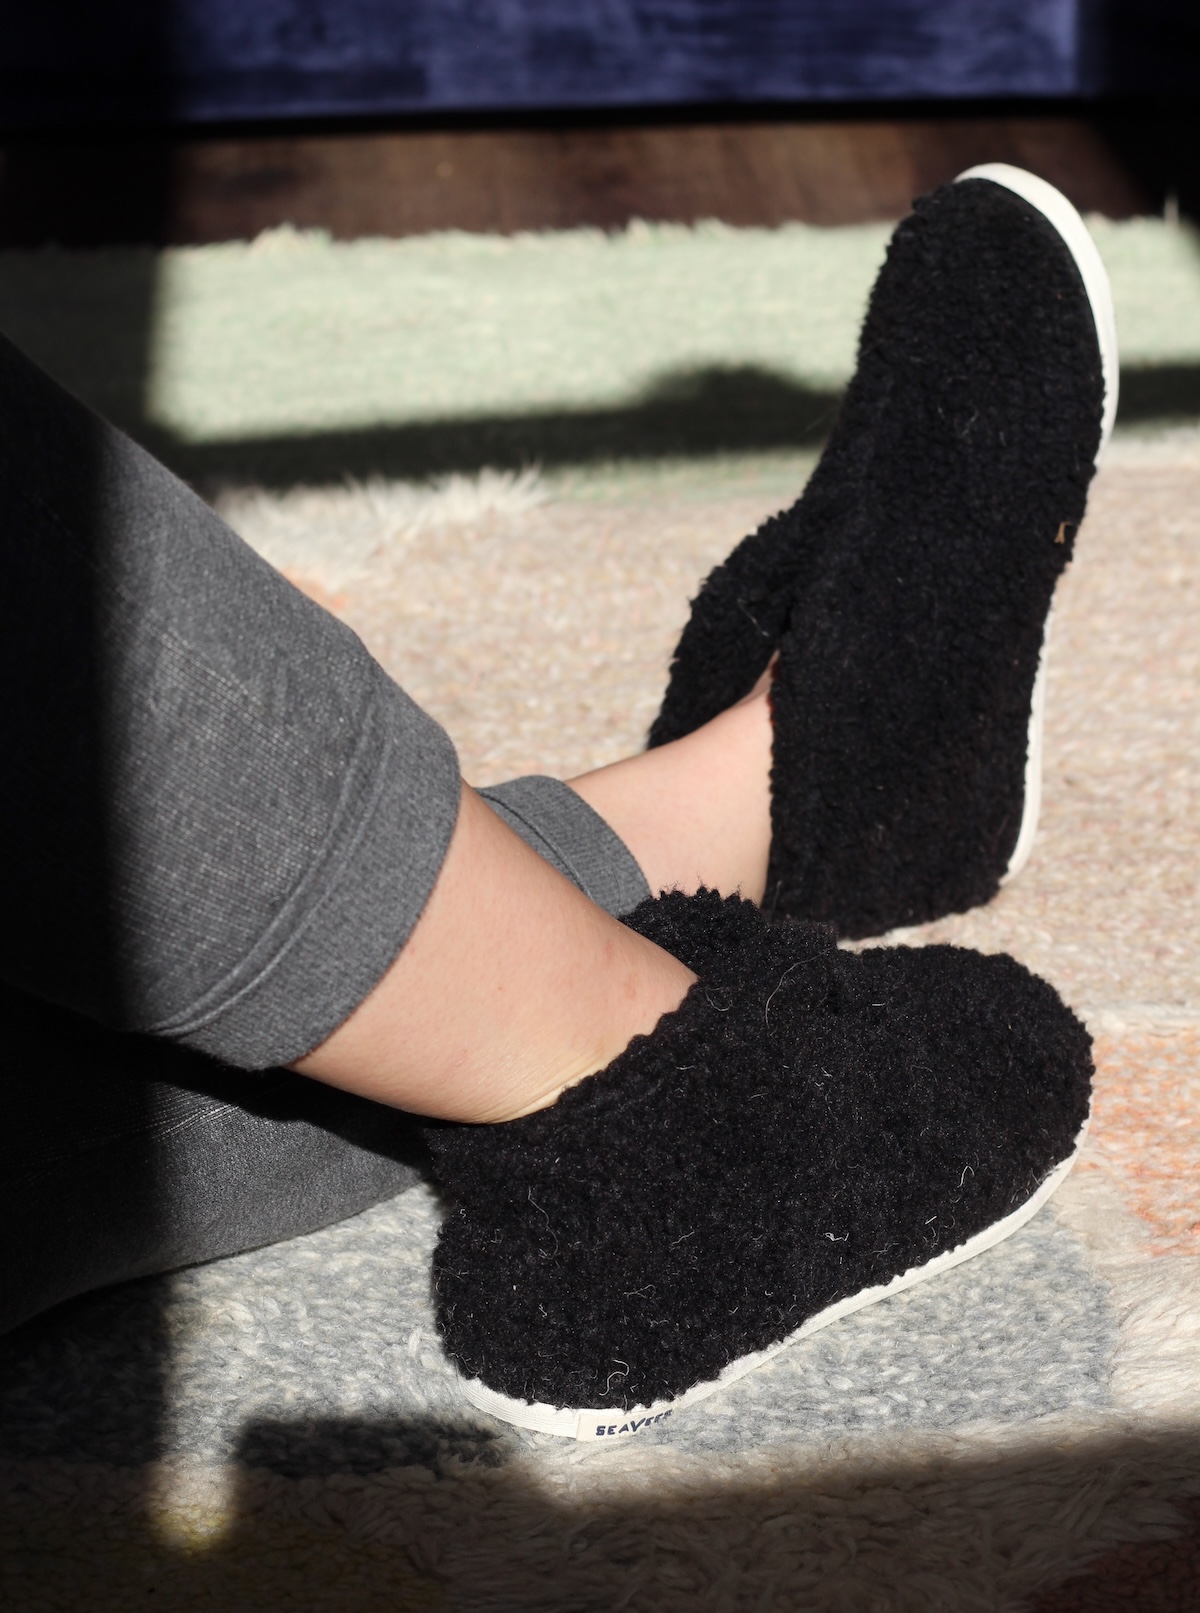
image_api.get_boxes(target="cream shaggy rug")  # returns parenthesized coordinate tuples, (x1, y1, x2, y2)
(4, 431, 1199, 1612)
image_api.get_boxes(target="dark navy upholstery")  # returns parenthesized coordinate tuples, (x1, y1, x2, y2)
(0, 1, 1196, 129)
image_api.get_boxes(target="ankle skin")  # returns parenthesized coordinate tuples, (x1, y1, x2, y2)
(291, 784, 697, 1123)
(569, 678, 773, 905)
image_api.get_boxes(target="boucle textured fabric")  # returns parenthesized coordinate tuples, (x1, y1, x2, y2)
(656, 177, 1105, 938)
(649, 181, 1099, 759)
(428, 890, 1091, 1415)
(768, 181, 1099, 936)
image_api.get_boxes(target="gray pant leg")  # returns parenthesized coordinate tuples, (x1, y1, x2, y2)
(2, 778, 647, 1333)
(0, 332, 460, 1070)
(0, 330, 454, 1328)
(0, 981, 424, 1336)
(0, 333, 651, 1328)
(478, 777, 650, 917)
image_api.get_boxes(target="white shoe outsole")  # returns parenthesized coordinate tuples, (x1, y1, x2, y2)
(954, 164, 1119, 885)
(458, 1115, 1090, 1440)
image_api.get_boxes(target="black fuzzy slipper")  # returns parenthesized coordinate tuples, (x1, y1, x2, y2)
(425, 889, 1092, 1439)
(649, 166, 1117, 938)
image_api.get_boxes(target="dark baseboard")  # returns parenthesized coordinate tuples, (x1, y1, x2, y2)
(0, 103, 1166, 248)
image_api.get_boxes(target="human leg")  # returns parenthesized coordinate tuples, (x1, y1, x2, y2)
(5, 659, 771, 1335)
(291, 782, 694, 1122)
(0, 329, 459, 1066)
(477, 774, 650, 917)
(0, 323, 698, 1331)
(0, 330, 693, 1111)
(0, 979, 425, 1335)
(0, 326, 705, 1333)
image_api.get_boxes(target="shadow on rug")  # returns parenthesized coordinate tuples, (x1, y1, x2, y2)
(126, 359, 1200, 491)
(5, 1418, 1200, 1611)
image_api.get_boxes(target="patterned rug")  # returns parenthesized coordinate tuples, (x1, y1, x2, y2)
(3, 432, 1198, 1611)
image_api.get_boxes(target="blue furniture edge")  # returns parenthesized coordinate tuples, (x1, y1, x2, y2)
(3, 1, 1197, 131)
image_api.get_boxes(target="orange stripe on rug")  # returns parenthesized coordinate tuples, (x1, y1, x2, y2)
(1084, 1028, 1200, 1259)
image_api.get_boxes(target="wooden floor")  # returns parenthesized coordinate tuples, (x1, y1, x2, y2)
(162, 115, 1148, 240)
(0, 111, 1158, 247)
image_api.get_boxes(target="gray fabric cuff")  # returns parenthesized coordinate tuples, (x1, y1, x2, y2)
(160, 677, 462, 1069)
(478, 776, 651, 918)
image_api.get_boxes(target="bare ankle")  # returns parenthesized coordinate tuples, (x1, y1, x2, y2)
(292, 785, 696, 1123)
(569, 685, 772, 904)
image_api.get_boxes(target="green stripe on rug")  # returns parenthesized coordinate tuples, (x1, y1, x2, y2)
(2, 215, 1200, 494)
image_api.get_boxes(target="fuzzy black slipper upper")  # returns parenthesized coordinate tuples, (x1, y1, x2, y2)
(651, 177, 1105, 938)
(426, 889, 1091, 1416)
(647, 495, 821, 749)
(767, 178, 1103, 934)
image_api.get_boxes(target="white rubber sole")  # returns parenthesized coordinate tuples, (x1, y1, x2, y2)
(458, 1115, 1090, 1440)
(954, 164, 1119, 884)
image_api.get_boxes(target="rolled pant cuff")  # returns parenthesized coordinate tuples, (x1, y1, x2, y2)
(156, 677, 461, 1070)
(478, 776, 650, 918)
